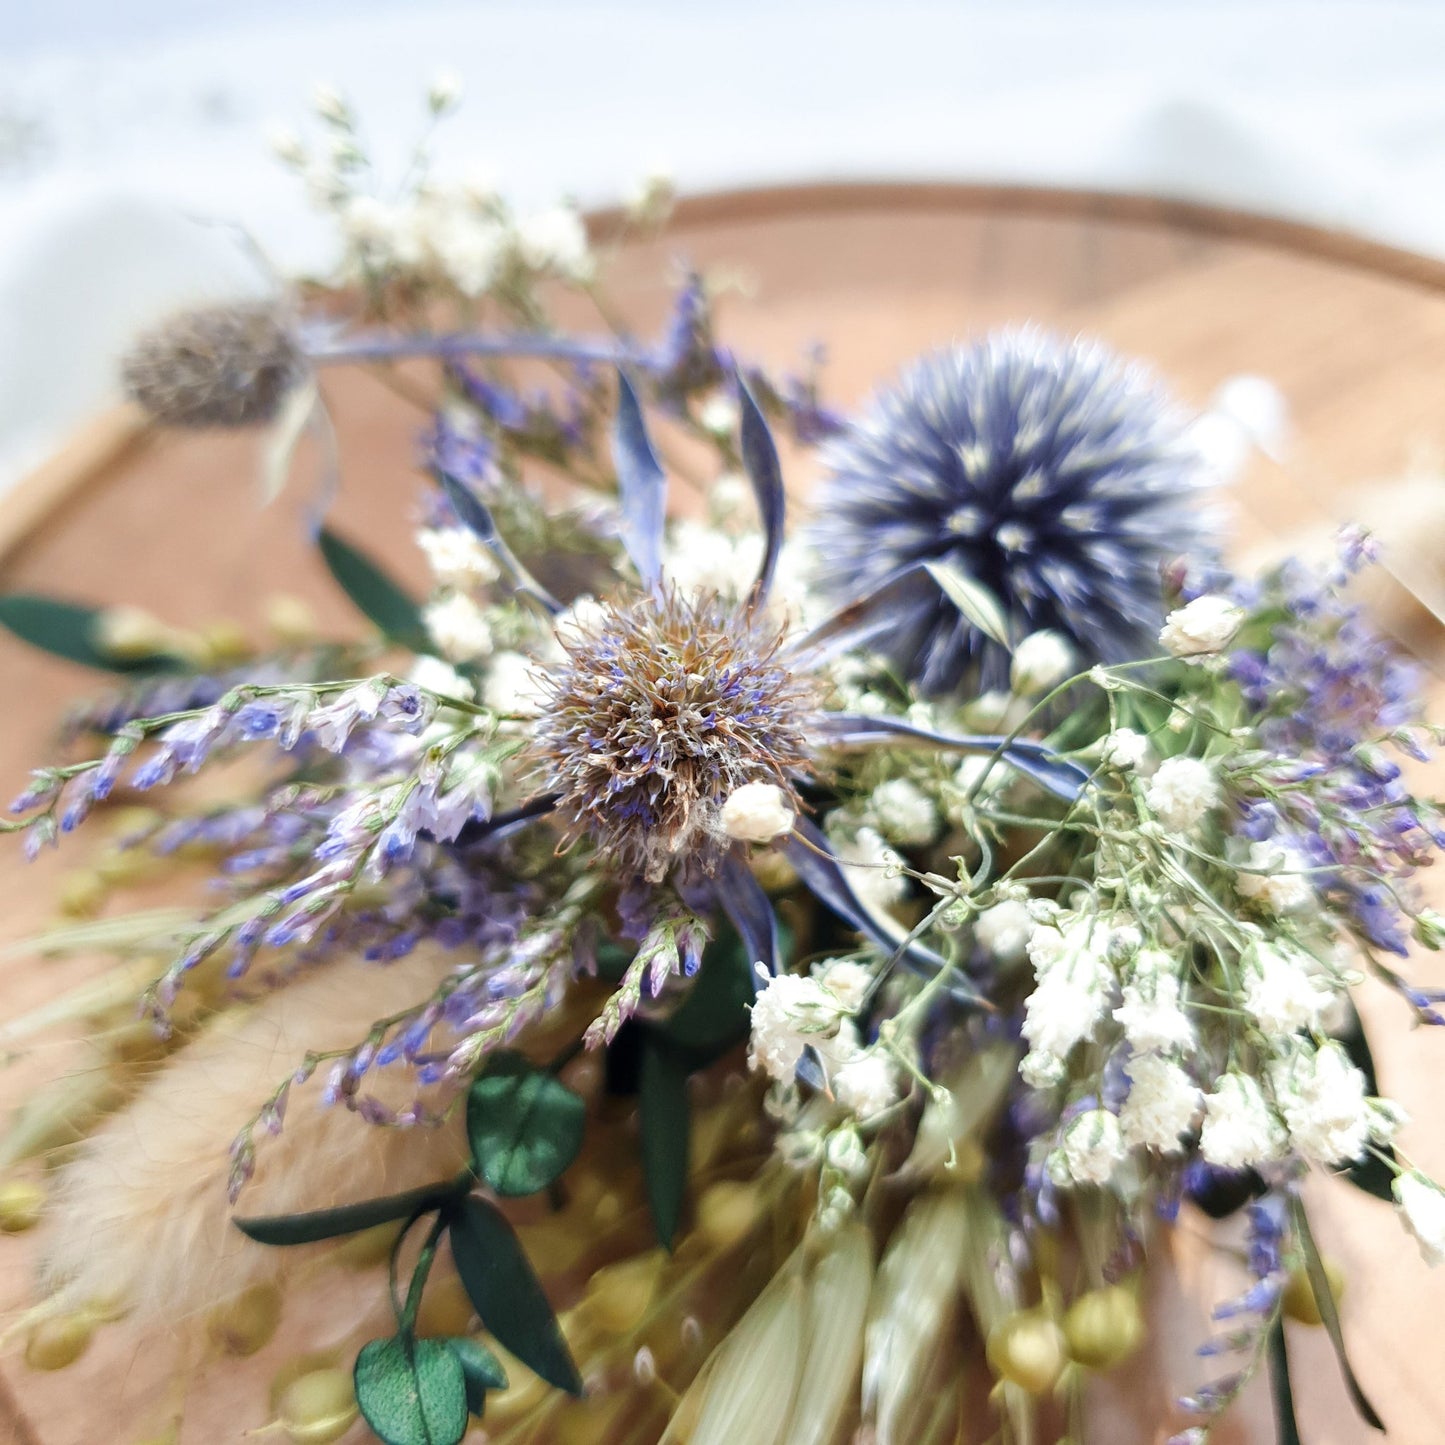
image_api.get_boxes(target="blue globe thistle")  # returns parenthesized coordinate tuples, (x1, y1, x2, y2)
(808, 328, 1219, 693)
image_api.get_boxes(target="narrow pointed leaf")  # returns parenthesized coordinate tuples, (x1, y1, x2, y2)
(639, 1032, 691, 1249)
(1267, 1321, 1303, 1445)
(465, 1051, 585, 1197)
(1289, 1196, 1385, 1431)
(714, 850, 779, 986)
(923, 561, 1012, 648)
(448, 1196, 583, 1394)
(1339, 1013, 1396, 1200)
(736, 378, 785, 602)
(317, 527, 430, 651)
(0, 595, 184, 674)
(611, 371, 666, 587)
(261, 374, 321, 505)
(787, 566, 937, 667)
(441, 1336, 507, 1415)
(354, 1335, 469, 1445)
(437, 471, 560, 614)
(235, 1176, 467, 1245)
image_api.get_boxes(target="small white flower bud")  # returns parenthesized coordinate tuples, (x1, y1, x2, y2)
(1159, 594, 1246, 659)
(1010, 630, 1074, 696)
(720, 782, 796, 843)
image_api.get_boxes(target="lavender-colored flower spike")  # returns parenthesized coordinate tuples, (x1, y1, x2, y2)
(808, 327, 1220, 692)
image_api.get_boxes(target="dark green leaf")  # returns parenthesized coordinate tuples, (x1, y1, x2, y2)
(1339, 1013, 1396, 1200)
(448, 1196, 582, 1395)
(465, 1050, 586, 1197)
(235, 1176, 467, 1246)
(0, 594, 184, 674)
(639, 1032, 691, 1249)
(442, 1336, 508, 1415)
(1289, 1196, 1385, 1431)
(316, 528, 429, 652)
(354, 1335, 469, 1445)
(1267, 1320, 1302, 1445)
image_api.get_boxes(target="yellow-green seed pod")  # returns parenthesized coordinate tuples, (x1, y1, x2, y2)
(57, 870, 108, 919)
(1282, 1260, 1345, 1327)
(266, 595, 320, 647)
(25, 1312, 95, 1371)
(207, 1282, 283, 1356)
(584, 1251, 665, 1335)
(414, 1269, 476, 1338)
(0, 1177, 46, 1232)
(1062, 1285, 1145, 1371)
(332, 1220, 403, 1270)
(986, 1309, 1067, 1395)
(696, 1180, 764, 1251)
(198, 620, 253, 667)
(276, 1367, 358, 1445)
(93, 846, 167, 887)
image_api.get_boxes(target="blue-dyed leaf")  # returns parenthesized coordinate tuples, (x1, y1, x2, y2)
(354, 1335, 469, 1445)
(0, 595, 185, 675)
(714, 851, 779, 985)
(436, 471, 560, 615)
(235, 1176, 468, 1246)
(1267, 1321, 1302, 1445)
(812, 713, 1090, 803)
(317, 528, 430, 652)
(441, 1336, 507, 1416)
(465, 1051, 585, 1197)
(1289, 1196, 1385, 1432)
(639, 1032, 690, 1249)
(787, 566, 937, 668)
(736, 378, 785, 603)
(611, 371, 666, 588)
(447, 1197, 582, 1395)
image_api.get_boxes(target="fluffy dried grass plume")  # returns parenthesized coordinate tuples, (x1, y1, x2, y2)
(120, 299, 305, 428)
(42, 950, 466, 1326)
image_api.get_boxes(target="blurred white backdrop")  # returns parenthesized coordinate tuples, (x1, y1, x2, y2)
(4, 0, 1445, 488)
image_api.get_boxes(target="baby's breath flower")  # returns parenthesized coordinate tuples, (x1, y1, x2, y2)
(1144, 756, 1220, 834)
(1239, 939, 1327, 1036)
(1269, 1040, 1371, 1165)
(974, 899, 1034, 965)
(1159, 594, 1245, 659)
(1119, 1054, 1200, 1153)
(422, 592, 494, 663)
(515, 205, 592, 280)
(1101, 726, 1155, 775)
(1395, 1172, 1445, 1266)
(833, 1049, 902, 1121)
(867, 777, 939, 848)
(833, 825, 908, 914)
(416, 525, 500, 591)
(1113, 956, 1195, 1053)
(1199, 1072, 1286, 1170)
(1021, 927, 1112, 1063)
(720, 782, 795, 843)
(481, 651, 545, 717)
(1009, 630, 1074, 696)
(1052, 1108, 1126, 1187)
(409, 655, 475, 702)
(813, 959, 873, 1011)
(748, 973, 850, 1082)
(1233, 838, 1314, 915)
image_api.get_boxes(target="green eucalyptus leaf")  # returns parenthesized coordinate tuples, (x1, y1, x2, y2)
(448, 1196, 582, 1395)
(466, 1050, 586, 1197)
(316, 527, 430, 652)
(1289, 1196, 1385, 1432)
(922, 561, 1012, 648)
(1267, 1320, 1302, 1445)
(234, 1177, 467, 1246)
(0, 594, 184, 674)
(639, 1032, 691, 1249)
(442, 1336, 508, 1416)
(354, 1335, 469, 1445)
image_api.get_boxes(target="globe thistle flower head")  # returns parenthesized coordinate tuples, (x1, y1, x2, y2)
(528, 584, 817, 882)
(120, 300, 306, 428)
(809, 328, 1219, 692)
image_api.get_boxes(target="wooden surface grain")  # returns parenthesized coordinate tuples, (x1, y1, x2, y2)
(3, 185, 1445, 1444)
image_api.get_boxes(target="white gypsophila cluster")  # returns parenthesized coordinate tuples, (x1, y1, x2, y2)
(868, 777, 940, 848)
(1158, 594, 1246, 659)
(416, 525, 501, 591)
(553, 594, 609, 643)
(833, 1049, 902, 1120)
(1020, 918, 1113, 1079)
(1239, 939, 1328, 1035)
(1101, 726, 1155, 775)
(514, 205, 594, 281)
(1233, 838, 1314, 915)
(747, 972, 851, 1083)
(1112, 951, 1196, 1052)
(1051, 1108, 1126, 1187)
(719, 782, 796, 843)
(1009, 630, 1074, 696)
(481, 650, 545, 717)
(1144, 756, 1221, 834)
(833, 825, 908, 915)
(422, 592, 494, 663)
(974, 899, 1035, 965)
(665, 520, 762, 600)
(1199, 1072, 1286, 1170)
(1119, 1054, 1201, 1153)
(1269, 1040, 1371, 1165)
(409, 654, 476, 702)
(699, 394, 741, 437)
(813, 959, 874, 1012)
(1395, 1172, 1445, 1267)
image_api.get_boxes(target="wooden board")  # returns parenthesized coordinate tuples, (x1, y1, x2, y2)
(3, 184, 1445, 1444)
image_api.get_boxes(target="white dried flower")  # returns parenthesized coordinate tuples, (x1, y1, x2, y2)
(1233, 838, 1314, 915)
(1113, 960, 1195, 1053)
(1144, 756, 1220, 834)
(1270, 1040, 1371, 1165)
(1159, 594, 1245, 658)
(1101, 727, 1155, 775)
(720, 782, 796, 843)
(1395, 1172, 1445, 1267)
(833, 826, 908, 914)
(481, 650, 545, 717)
(1021, 936, 1111, 1062)
(1119, 1054, 1200, 1153)
(748, 973, 848, 1082)
(422, 592, 494, 663)
(814, 960, 873, 1012)
(666, 520, 762, 599)
(427, 69, 463, 112)
(312, 82, 350, 125)
(1010, 630, 1074, 696)
(1199, 1072, 1286, 1170)
(1052, 1109, 1125, 1187)
(1239, 939, 1327, 1035)
(431, 211, 507, 297)
(974, 900, 1034, 965)
(700, 394, 741, 437)
(554, 594, 608, 640)
(409, 655, 475, 702)
(1020, 1049, 1066, 1089)
(833, 1050, 902, 1121)
(416, 525, 500, 591)
(868, 778, 939, 848)
(515, 205, 592, 280)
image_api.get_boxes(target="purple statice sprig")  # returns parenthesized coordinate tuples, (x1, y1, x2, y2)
(582, 900, 710, 1047)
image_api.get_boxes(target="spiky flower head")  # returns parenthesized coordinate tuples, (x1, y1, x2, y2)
(528, 586, 816, 882)
(808, 327, 1218, 692)
(120, 301, 305, 428)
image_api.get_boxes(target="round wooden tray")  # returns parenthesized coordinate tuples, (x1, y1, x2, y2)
(4, 184, 1445, 1444)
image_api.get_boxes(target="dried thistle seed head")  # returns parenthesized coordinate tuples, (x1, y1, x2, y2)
(120, 301, 305, 428)
(529, 586, 817, 881)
